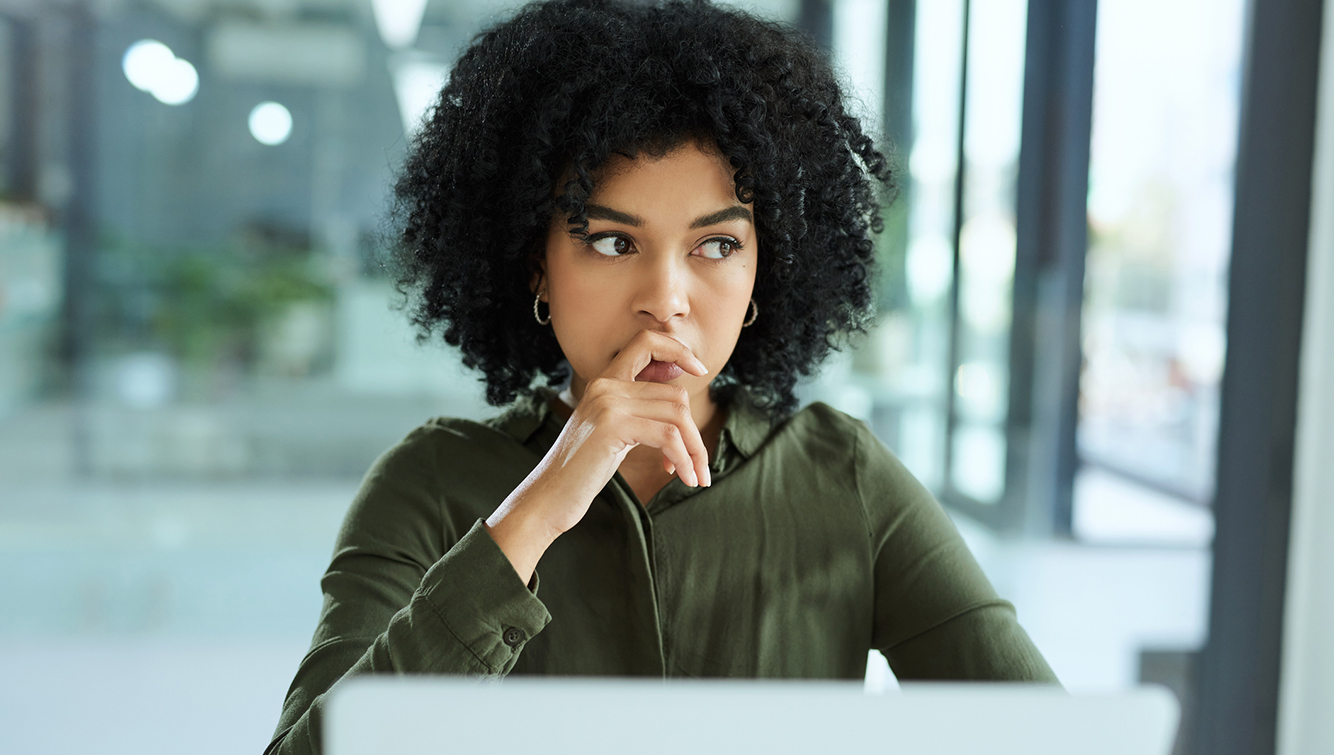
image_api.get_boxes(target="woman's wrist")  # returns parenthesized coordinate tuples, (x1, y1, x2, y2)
(485, 483, 566, 585)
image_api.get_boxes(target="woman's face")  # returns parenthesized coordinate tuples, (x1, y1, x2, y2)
(536, 139, 757, 404)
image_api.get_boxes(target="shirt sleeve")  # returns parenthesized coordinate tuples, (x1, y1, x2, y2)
(854, 421, 1059, 684)
(264, 427, 553, 755)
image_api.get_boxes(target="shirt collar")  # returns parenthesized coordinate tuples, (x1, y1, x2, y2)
(487, 388, 551, 449)
(711, 384, 770, 460)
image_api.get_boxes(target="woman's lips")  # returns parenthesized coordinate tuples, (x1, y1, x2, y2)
(635, 360, 685, 382)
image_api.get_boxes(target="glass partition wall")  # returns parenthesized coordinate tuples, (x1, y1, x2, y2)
(812, 0, 1244, 707)
(946, 0, 1028, 505)
(813, 0, 1244, 539)
(1074, 0, 1245, 546)
(806, 0, 1031, 518)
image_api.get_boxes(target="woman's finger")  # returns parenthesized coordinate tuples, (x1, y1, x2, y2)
(618, 414, 699, 486)
(604, 329, 708, 384)
(610, 396, 711, 487)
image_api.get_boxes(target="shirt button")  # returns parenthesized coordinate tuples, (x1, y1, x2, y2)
(502, 627, 526, 648)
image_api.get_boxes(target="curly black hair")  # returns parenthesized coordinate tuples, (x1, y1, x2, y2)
(387, 0, 895, 419)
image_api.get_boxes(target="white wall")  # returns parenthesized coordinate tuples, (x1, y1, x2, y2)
(1277, 0, 1334, 751)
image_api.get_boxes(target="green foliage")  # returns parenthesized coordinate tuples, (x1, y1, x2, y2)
(96, 227, 334, 371)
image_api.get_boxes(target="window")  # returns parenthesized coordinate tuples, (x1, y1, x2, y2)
(1074, 0, 1244, 545)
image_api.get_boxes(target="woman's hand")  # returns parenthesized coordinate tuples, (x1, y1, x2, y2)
(537, 328, 713, 529)
(485, 329, 711, 582)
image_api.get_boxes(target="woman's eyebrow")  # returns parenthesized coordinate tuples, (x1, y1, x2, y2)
(585, 204, 645, 226)
(582, 203, 753, 229)
(690, 206, 753, 229)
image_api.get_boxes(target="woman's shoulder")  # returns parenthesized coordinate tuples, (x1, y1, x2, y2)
(734, 399, 871, 498)
(367, 399, 546, 482)
(347, 406, 549, 533)
(765, 398, 875, 454)
(766, 399, 927, 503)
(402, 414, 521, 452)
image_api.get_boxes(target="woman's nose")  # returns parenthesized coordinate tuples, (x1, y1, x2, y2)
(633, 251, 690, 323)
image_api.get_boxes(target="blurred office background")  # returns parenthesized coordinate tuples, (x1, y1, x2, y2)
(0, 0, 1330, 754)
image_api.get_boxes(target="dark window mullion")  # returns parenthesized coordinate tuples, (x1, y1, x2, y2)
(1192, 0, 1324, 751)
(940, 0, 972, 518)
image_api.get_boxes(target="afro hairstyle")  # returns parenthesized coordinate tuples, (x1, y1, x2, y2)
(387, 0, 896, 419)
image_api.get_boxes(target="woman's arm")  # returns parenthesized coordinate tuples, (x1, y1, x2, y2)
(854, 422, 1059, 683)
(264, 428, 551, 755)
(268, 329, 714, 754)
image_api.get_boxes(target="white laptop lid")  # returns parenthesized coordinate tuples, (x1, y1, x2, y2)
(326, 677, 1179, 755)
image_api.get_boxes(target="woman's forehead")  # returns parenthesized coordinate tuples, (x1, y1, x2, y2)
(584, 143, 743, 216)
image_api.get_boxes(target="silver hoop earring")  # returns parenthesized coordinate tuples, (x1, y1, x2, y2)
(742, 297, 758, 327)
(533, 291, 551, 325)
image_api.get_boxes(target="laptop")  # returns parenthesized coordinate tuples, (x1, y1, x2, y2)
(325, 676, 1179, 755)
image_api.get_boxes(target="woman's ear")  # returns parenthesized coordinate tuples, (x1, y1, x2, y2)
(529, 257, 547, 296)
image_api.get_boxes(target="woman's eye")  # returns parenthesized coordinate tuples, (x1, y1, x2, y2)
(696, 238, 739, 260)
(589, 235, 632, 257)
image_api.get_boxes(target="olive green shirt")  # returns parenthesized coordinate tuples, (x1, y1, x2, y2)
(266, 385, 1057, 755)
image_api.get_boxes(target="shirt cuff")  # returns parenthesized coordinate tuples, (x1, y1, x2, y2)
(418, 518, 552, 673)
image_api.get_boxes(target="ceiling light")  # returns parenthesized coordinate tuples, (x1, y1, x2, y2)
(123, 39, 199, 106)
(249, 101, 293, 146)
(151, 57, 199, 105)
(122, 39, 175, 92)
(372, 0, 430, 49)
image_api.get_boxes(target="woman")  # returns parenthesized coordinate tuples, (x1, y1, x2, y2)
(266, 0, 1057, 752)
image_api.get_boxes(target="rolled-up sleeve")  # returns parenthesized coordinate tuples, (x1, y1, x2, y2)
(264, 427, 551, 755)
